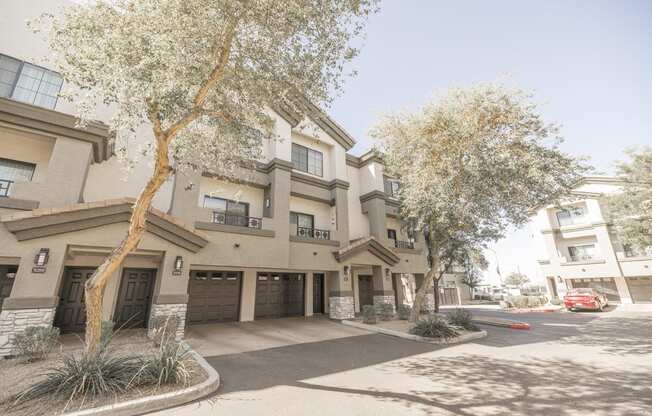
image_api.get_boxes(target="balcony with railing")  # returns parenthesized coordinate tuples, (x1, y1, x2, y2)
(211, 211, 262, 229)
(295, 226, 330, 240)
(393, 239, 415, 250)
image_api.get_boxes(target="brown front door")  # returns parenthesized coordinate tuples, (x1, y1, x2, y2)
(358, 275, 374, 309)
(313, 273, 324, 314)
(0, 265, 17, 309)
(187, 271, 242, 324)
(55, 268, 95, 333)
(114, 269, 155, 328)
(255, 273, 305, 319)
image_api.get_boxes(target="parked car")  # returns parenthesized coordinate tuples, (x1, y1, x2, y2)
(563, 288, 608, 312)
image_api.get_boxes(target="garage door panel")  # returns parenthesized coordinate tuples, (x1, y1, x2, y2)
(627, 277, 652, 304)
(188, 271, 242, 324)
(254, 273, 304, 319)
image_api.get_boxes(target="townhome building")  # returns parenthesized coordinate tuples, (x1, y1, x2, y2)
(532, 176, 652, 304)
(0, 1, 470, 356)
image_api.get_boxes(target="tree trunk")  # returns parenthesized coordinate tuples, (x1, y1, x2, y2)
(433, 277, 440, 313)
(409, 267, 436, 322)
(84, 134, 171, 355)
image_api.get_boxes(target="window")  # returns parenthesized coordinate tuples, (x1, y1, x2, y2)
(0, 54, 63, 110)
(387, 229, 397, 240)
(556, 206, 586, 227)
(568, 244, 596, 262)
(291, 143, 323, 177)
(384, 178, 400, 197)
(290, 211, 314, 230)
(204, 195, 249, 226)
(0, 158, 36, 197)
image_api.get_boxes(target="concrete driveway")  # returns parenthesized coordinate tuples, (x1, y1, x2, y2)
(154, 308, 652, 416)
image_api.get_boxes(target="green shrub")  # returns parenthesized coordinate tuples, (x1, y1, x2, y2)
(397, 304, 412, 320)
(378, 303, 394, 321)
(137, 341, 193, 387)
(506, 295, 528, 309)
(362, 305, 377, 324)
(550, 297, 562, 306)
(13, 326, 60, 362)
(149, 315, 180, 347)
(446, 308, 479, 331)
(409, 315, 459, 339)
(14, 350, 142, 407)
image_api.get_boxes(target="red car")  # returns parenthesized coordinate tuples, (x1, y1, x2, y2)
(563, 288, 609, 312)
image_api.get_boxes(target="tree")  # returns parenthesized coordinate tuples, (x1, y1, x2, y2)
(504, 271, 530, 288)
(461, 249, 487, 293)
(606, 148, 652, 251)
(371, 83, 587, 322)
(35, 0, 378, 354)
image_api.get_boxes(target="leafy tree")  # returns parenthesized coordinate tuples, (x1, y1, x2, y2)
(605, 148, 652, 250)
(35, 0, 378, 353)
(372, 83, 586, 321)
(504, 271, 530, 288)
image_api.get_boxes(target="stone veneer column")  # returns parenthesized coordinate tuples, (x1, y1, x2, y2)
(371, 265, 395, 314)
(328, 270, 354, 320)
(0, 306, 56, 357)
(148, 303, 187, 341)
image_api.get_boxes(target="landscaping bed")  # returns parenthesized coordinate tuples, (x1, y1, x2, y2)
(0, 329, 208, 416)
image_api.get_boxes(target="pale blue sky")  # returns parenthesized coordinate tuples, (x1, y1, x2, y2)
(328, 0, 652, 284)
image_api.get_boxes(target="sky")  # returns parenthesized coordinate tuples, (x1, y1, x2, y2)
(328, 0, 652, 285)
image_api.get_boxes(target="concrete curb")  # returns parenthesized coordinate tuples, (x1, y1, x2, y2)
(341, 320, 487, 344)
(472, 317, 531, 330)
(63, 343, 220, 416)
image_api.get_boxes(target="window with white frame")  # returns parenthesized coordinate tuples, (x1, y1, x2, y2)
(568, 244, 596, 262)
(0, 54, 63, 110)
(0, 158, 36, 197)
(556, 206, 587, 227)
(291, 143, 323, 177)
(384, 178, 400, 197)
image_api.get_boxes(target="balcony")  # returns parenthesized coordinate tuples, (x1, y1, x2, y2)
(394, 240, 415, 249)
(0, 179, 12, 197)
(211, 211, 262, 229)
(296, 226, 331, 240)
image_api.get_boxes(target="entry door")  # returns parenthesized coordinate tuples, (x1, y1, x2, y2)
(55, 268, 95, 333)
(358, 275, 374, 309)
(313, 273, 324, 314)
(115, 269, 155, 328)
(0, 266, 17, 309)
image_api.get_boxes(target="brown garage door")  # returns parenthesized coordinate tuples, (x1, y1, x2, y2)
(187, 271, 242, 324)
(55, 268, 95, 333)
(626, 277, 652, 304)
(255, 273, 304, 319)
(0, 265, 17, 309)
(114, 269, 155, 328)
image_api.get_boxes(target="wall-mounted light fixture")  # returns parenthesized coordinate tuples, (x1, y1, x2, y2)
(234, 243, 240, 249)
(265, 198, 271, 208)
(385, 267, 391, 280)
(34, 248, 49, 267)
(174, 256, 184, 272)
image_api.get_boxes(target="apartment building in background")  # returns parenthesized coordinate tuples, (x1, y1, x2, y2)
(532, 176, 652, 304)
(0, 1, 470, 356)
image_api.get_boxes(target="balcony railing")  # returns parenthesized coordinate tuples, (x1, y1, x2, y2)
(0, 179, 13, 197)
(212, 211, 262, 229)
(569, 255, 596, 262)
(296, 226, 331, 240)
(394, 240, 415, 249)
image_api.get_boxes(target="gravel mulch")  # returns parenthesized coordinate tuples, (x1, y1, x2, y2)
(0, 330, 207, 416)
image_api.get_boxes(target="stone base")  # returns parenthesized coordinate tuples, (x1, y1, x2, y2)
(373, 295, 396, 314)
(148, 303, 187, 340)
(329, 296, 354, 320)
(0, 307, 56, 357)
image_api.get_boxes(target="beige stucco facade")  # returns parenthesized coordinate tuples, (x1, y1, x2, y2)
(0, 1, 453, 356)
(532, 177, 652, 304)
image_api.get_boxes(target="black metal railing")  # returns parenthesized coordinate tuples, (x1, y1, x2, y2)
(212, 212, 262, 229)
(0, 179, 12, 197)
(296, 226, 330, 240)
(569, 255, 595, 262)
(394, 240, 415, 249)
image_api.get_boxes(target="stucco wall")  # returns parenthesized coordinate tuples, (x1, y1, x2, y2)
(0, 126, 54, 186)
(199, 177, 265, 219)
(289, 196, 332, 231)
(346, 165, 370, 240)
